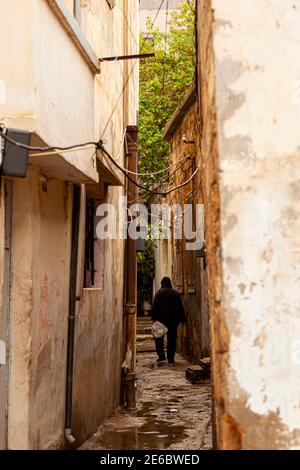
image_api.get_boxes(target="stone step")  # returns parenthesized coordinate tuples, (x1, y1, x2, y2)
(137, 318, 152, 323)
(136, 331, 156, 352)
(136, 334, 153, 342)
(137, 343, 156, 353)
(137, 326, 152, 334)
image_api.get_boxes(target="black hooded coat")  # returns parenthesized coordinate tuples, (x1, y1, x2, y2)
(151, 286, 186, 330)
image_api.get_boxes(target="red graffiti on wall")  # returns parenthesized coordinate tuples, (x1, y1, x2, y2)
(40, 274, 49, 303)
(39, 274, 50, 349)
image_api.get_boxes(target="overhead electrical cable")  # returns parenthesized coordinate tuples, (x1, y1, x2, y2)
(126, 153, 191, 177)
(1, 129, 195, 181)
(27, 146, 96, 158)
(98, 142, 200, 197)
(100, 0, 166, 140)
(0, 130, 98, 153)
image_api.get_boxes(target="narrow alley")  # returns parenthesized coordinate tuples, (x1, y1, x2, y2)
(80, 333, 212, 451)
(1, 0, 300, 457)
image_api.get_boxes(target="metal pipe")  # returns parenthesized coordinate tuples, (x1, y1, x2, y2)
(65, 185, 81, 446)
(100, 53, 154, 62)
(122, 126, 138, 410)
(65, 428, 76, 445)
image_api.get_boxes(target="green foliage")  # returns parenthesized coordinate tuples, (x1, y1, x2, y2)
(137, 3, 195, 304)
(139, 2, 195, 189)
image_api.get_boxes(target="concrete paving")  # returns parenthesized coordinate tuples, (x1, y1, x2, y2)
(80, 352, 212, 451)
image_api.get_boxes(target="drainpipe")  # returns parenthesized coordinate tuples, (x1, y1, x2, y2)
(122, 125, 138, 409)
(65, 185, 81, 445)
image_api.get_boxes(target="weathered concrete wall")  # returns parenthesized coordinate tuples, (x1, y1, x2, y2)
(0, 0, 98, 182)
(197, 0, 300, 449)
(70, 0, 138, 445)
(0, 0, 138, 181)
(8, 167, 72, 449)
(72, 187, 125, 445)
(81, 0, 138, 151)
(0, 0, 138, 450)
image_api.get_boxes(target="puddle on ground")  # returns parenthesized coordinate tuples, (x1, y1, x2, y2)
(92, 401, 188, 450)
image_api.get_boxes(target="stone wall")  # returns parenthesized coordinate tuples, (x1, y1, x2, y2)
(161, 86, 210, 364)
(196, 0, 225, 449)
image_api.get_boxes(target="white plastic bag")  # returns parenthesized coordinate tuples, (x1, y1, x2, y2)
(151, 321, 168, 338)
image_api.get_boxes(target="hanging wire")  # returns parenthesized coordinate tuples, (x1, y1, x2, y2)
(99, 0, 166, 141)
(98, 142, 200, 197)
(0, 128, 196, 183)
(126, 183, 202, 227)
(0, 129, 98, 153)
(1, 127, 202, 200)
(0, 129, 201, 197)
(112, 125, 194, 177)
(28, 145, 96, 158)
(127, 153, 191, 177)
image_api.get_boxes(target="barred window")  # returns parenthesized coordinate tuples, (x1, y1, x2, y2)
(84, 199, 105, 289)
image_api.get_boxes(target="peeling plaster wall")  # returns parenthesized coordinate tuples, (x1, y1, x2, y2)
(0, 0, 98, 182)
(0, 0, 138, 450)
(72, 187, 125, 446)
(5, 170, 126, 450)
(81, 0, 139, 154)
(8, 167, 72, 449)
(0, 0, 139, 180)
(200, 0, 300, 449)
(71, 0, 138, 446)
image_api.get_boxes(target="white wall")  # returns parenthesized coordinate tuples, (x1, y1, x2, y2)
(213, 0, 300, 449)
(0, 0, 98, 182)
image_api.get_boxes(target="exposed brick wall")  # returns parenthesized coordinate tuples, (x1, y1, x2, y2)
(163, 91, 210, 365)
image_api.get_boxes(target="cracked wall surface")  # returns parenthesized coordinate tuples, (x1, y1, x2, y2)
(198, 0, 300, 449)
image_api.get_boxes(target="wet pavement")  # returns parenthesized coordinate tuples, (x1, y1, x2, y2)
(80, 353, 212, 451)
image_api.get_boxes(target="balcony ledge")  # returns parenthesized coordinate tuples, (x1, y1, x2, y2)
(46, 0, 101, 75)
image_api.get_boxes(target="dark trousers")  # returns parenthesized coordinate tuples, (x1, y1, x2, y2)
(155, 328, 177, 363)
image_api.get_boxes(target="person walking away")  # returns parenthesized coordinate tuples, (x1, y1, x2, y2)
(151, 277, 186, 365)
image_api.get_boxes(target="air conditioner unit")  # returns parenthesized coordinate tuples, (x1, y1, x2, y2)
(1, 128, 31, 178)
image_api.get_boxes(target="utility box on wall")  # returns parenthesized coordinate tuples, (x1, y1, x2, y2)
(1, 128, 31, 178)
